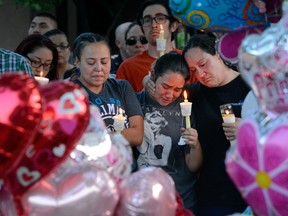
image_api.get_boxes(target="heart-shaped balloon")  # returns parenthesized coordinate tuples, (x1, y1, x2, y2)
(73, 106, 133, 182)
(169, 0, 268, 32)
(116, 167, 177, 216)
(238, 2, 288, 113)
(0, 73, 43, 178)
(218, 26, 265, 64)
(226, 113, 288, 216)
(3, 81, 90, 215)
(20, 158, 119, 216)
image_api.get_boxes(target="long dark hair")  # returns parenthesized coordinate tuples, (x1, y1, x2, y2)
(154, 51, 190, 82)
(15, 34, 59, 80)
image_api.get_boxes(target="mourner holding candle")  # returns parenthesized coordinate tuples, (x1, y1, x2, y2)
(116, 0, 184, 92)
(72, 32, 144, 147)
(183, 34, 250, 215)
(135, 51, 202, 213)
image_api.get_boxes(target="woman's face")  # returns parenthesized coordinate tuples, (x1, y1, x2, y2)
(154, 71, 185, 106)
(76, 42, 111, 91)
(184, 47, 225, 87)
(27, 47, 53, 77)
(48, 34, 70, 65)
(126, 25, 148, 58)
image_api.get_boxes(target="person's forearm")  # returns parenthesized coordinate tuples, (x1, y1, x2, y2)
(121, 127, 143, 147)
(185, 140, 202, 172)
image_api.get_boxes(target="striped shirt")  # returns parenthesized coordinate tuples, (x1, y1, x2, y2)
(0, 48, 34, 77)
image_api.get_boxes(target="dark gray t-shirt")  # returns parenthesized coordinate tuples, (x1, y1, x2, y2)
(136, 91, 197, 213)
(74, 78, 143, 132)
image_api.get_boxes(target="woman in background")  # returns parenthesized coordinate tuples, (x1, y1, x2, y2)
(15, 34, 58, 81)
(44, 29, 76, 80)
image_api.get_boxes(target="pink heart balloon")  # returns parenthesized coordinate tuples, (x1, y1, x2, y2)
(238, 2, 288, 113)
(226, 117, 288, 216)
(74, 106, 133, 182)
(3, 81, 90, 215)
(20, 159, 119, 216)
(116, 167, 177, 216)
(0, 73, 43, 178)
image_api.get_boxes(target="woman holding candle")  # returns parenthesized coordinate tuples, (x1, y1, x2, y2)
(136, 51, 202, 214)
(183, 34, 250, 215)
(15, 34, 58, 81)
(72, 32, 143, 146)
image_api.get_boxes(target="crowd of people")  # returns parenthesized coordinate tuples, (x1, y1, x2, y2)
(0, 0, 252, 215)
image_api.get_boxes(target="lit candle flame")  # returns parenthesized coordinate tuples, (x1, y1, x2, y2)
(225, 110, 230, 115)
(184, 90, 187, 100)
(159, 24, 164, 40)
(40, 71, 43, 77)
(119, 108, 123, 116)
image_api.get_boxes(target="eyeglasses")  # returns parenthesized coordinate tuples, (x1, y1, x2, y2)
(140, 14, 170, 27)
(27, 58, 53, 71)
(54, 44, 70, 50)
(126, 36, 148, 46)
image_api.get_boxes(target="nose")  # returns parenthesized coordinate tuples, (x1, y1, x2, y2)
(135, 40, 143, 47)
(151, 18, 157, 27)
(197, 68, 206, 77)
(94, 63, 101, 72)
(165, 89, 173, 98)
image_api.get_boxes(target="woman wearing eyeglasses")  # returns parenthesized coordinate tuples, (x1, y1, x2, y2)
(44, 29, 76, 80)
(15, 34, 58, 81)
(125, 22, 148, 58)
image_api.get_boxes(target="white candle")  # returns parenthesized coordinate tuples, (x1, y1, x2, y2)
(222, 112, 236, 123)
(35, 71, 49, 85)
(156, 24, 166, 57)
(113, 108, 125, 133)
(180, 90, 192, 128)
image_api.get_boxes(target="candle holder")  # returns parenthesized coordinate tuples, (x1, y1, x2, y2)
(113, 109, 125, 133)
(156, 39, 166, 57)
(35, 76, 49, 85)
(220, 103, 236, 145)
(220, 103, 235, 123)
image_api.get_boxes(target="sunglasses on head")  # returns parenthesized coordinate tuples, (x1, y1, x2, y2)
(126, 36, 148, 46)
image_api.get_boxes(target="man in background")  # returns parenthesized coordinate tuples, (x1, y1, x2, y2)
(110, 22, 132, 75)
(28, 12, 58, 35)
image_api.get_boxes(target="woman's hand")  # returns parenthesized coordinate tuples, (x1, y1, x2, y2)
(181, 127, 199, 149)
(182, 127, 202, 172)
(222, 117, 241, 141)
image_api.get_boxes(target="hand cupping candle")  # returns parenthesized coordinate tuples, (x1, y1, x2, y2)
(113, 108, 125, 133)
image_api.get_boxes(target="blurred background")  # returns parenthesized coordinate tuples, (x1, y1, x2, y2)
(0, 0, 150, 54)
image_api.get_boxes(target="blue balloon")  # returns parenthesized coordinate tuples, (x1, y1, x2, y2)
(169, 0, 268, 32)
